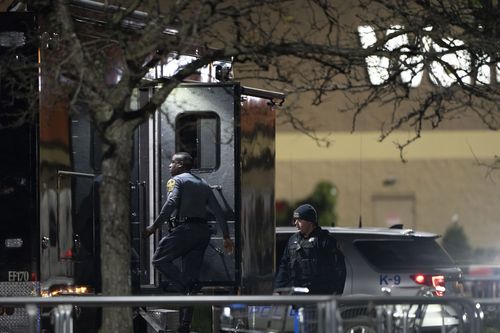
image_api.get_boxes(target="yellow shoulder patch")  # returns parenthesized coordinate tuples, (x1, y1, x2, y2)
(167, 179, 176, 192)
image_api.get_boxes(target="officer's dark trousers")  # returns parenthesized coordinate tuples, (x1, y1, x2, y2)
(152, 222, 211, 327)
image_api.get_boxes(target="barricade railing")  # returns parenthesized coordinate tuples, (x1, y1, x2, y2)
(474, 298, 500, 332)
(0, 295, 484, 333)
(335, 296, 483, 333)
(462, 271, 500, 332)
(464, 275, 500, 298)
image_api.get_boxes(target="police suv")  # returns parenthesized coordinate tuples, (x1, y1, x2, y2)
(220, 226, 464, 333)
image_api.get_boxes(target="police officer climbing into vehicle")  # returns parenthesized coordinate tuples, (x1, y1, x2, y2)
(274, 204, 346, 295)
(143, 152, 235, 333)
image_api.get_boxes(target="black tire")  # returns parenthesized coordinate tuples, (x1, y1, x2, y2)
(340, 304, 379, 333)
(342, 318, 378, 333)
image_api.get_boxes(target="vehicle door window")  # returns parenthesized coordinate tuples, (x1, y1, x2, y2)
(175, 112, 220, 170)
(355, 239, 454, 271)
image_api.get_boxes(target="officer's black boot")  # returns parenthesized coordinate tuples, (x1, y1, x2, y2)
(178, 306, 193, 333)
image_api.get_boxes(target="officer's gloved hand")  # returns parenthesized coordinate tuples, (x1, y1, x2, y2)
(223, 237, 235, 255)
(142, 225, 156, 238)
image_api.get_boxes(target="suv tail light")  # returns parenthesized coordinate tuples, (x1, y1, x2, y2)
(410, 274, 446, 296)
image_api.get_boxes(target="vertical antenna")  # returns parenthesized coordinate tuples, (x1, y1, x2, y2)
(358, 133, 363, 228)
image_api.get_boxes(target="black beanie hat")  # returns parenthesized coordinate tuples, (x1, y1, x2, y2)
(293, 204, 317, 224)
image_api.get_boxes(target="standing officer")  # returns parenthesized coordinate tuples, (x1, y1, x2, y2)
(143, 152, 234, 333)
(274, 203, 346, 295)
(274, 204, 346, 332)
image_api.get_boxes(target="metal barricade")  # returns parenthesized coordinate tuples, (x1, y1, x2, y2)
(462, 267, 500, 332)
(0, 295, 485, 333)
(474, 298, 500, 332)
(464, 275, 500, 298)
(51, 305, 73, 333)
(336, 296, 483, 333)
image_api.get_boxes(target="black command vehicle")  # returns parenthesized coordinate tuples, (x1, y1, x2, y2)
(0, 5, 284, 333)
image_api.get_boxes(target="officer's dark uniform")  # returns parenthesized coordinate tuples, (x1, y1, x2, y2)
(151, 171, 230, 331)
(274, 204, 346, 333)
(274, 226, 346, 294)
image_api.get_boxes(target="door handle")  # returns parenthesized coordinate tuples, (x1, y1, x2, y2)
(41, 236, 49, 249)
(73, 234, 81, 255)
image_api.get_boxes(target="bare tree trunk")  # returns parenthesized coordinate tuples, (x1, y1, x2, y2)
(98, 121, 134, 333)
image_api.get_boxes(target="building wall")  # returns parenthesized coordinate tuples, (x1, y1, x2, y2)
(276, 129, 500, 249)
(270, 3, 500, 251)
(232, 0, 500, 251)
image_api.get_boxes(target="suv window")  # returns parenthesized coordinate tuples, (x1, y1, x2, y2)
(355, 239, 454, 271)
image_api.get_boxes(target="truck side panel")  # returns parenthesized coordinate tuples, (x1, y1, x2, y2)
(239, 90, 277, 294)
